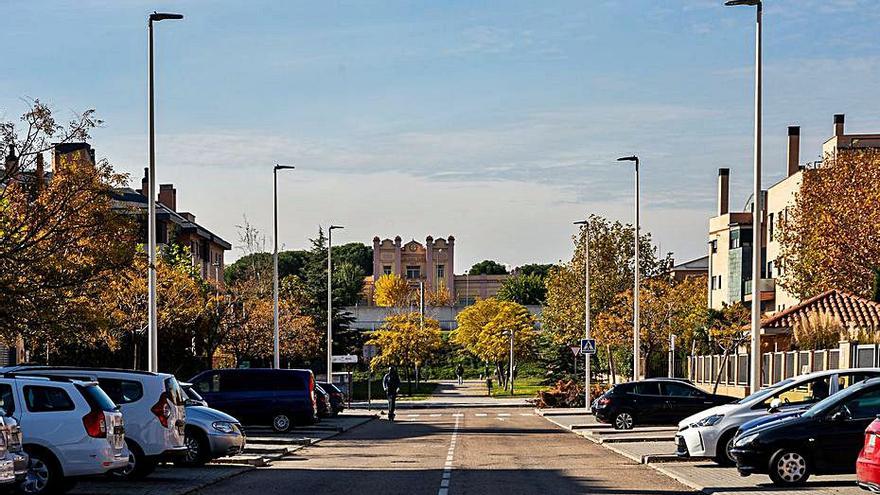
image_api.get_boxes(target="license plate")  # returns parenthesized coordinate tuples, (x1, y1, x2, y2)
(114, 426, 124, 435)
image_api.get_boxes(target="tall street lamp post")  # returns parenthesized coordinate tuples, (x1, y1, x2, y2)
(273, 165, 295, 369)
(327, 225, 344, 382)
(147, 11, 183, 373)
(725, 0, 763, 392)
(574, 219, 591, 409)
(617, 155, 640, 381)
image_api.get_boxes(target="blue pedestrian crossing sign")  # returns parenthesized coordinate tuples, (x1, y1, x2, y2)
(580, 338, 597, 354)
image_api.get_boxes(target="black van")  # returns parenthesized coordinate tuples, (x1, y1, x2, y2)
(189, 368, 317, 432)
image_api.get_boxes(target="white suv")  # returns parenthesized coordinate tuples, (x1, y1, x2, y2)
(10, 367, 187, 479)
(0, 374, 127, 494)
(676, 368, 880, 465)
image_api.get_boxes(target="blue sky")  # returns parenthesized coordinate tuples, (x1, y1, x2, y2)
(1, 0, 878, 269)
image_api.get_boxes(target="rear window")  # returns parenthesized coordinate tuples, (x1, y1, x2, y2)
(97, 378, 144, 405)
(0, 384, 15, 415)
(164, 378, 185, 405)
(632, 382, 661, 395)
(78, 384, 118, 412)
(184, 386, 205, 402)
(24, 386, 75, 412)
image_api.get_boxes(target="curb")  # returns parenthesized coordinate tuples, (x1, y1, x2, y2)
(180, 466, 255, 495)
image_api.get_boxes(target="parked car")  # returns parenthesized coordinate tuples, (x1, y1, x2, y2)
(1, 414, 29, 486)
(7, 366, 187, 479)
(857, 417, 880, 492)
(676, 369, 880, 465)
(0, 373, 127, 495)
(731, 376, 880, 486)
(317, 382, 345, 416)
(314, 384, 331, 419)
(190, 368, 317, 432)
(592, 378, 736, 430)
(175, 383, 246, 467)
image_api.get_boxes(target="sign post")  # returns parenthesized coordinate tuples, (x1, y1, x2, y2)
(570, 346, 581, 375)
(363, 344, 378, 410)
(580, 338, 597, 409)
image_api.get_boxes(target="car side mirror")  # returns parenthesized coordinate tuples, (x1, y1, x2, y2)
(829, 410, 848, 422)
(768, 398, 782, 413)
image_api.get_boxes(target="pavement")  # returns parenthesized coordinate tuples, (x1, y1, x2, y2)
(351, 380, 532, 410)
(541, 412, 866, 495)
(193, 381, 694, 495)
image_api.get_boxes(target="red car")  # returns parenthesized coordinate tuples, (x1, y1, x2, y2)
(857, 418, 880, 492)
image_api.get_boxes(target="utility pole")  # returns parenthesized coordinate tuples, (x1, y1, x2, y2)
(327, 225, 344, 382)
(272, 165, 294, 369)
(574, 219, 591, 409)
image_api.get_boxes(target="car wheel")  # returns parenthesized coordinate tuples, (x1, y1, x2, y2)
(713, 431, 737, 466)
(272, 413, 292, 432)
(112, 440, 156, 480)
(175, 428, 210, 467)
(19, 447, 72, 495)
(613, 411, 634, 430)
(768, 449, 811, 486)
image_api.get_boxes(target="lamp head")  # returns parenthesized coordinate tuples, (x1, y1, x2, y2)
(274, 164, 295, 171)
(724, 0, 760, 6)
(150, 12, 184, 21)
(329, 225, 344, 231)
(573, 220, 589, 226)
(617, 155, 639, 164)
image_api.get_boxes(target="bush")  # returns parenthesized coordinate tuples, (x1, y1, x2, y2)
(534, 380, 611, 408)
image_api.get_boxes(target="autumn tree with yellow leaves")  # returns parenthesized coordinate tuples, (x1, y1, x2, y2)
(367, 312, 442, 393)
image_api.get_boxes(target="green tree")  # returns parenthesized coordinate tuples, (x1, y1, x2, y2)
(332, 242, 373, 276)
(368, 312, 442, 394)
(513, 263, 555, 279)
(497, 273, 546, 305)
(468, 260, 508, 276)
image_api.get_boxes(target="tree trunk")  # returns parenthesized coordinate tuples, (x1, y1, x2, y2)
(407, 366, 413, 396)
(606, 345, 617, 385)
(713, 349, 732, 395)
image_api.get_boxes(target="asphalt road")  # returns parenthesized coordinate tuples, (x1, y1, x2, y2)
(194, 405, 696, 495)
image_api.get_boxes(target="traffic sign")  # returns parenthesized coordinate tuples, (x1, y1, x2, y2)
(362, 344, 378, 362)
(569, 346, 581, 357)
(580, 338, 597, 354)
(332, 354, 358, 364)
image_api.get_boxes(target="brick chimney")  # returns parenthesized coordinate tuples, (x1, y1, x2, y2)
(834, 114, 845, 137)
(717, 168, 730, 216)
(787, 126, 800, 176)
(35, 153, 45, 185)
(4, 144, 18, 175)
(139, 168, 148, 197)
(158, 184, 177, 211)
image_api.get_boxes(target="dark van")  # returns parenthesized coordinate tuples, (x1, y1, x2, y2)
(189, 368, 317, 432)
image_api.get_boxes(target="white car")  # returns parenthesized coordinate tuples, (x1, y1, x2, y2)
(676, 368, 880, 465)
(0, 374, 127, 494)
(9, 367, 187, 479)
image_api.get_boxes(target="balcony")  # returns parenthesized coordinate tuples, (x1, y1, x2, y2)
(744, 278, 775, 302)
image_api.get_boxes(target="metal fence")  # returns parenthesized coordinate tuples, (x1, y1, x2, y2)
(689, 347, 845, 387)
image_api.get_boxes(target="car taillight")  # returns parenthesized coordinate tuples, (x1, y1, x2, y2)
(82, 410, 107, 438)
(151, 392, 172, 428)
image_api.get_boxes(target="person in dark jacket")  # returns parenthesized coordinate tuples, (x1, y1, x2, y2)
(456, 364, 464, 385)
(383, 366, 401, 421)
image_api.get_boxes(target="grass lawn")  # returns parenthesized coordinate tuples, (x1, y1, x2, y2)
(489, 376, 547, 398)
(350, 380, 439, 401)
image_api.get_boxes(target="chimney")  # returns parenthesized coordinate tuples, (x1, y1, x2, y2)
(834, 113, 845, 137)
(4, 144, 18, 175)
(35, 153, 45, 185)
(717, 168, 730, 216)
(158, 184, 177, 211)
(139, 167, 148, 197)
(786, 126, 800, 176)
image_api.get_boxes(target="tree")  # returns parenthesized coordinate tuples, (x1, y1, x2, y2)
(778, 149, 880, 300)
(792, 310, 843, 351)
(542, 215, 672, 348)
(468, 260, 508, 276)
(332, 242, 373, 276)
(367, 312, 442, 393)
(0, 100, 134, 350)
(705, 303, 750, 393)
(453, 298, 537, 389)
(496, 273, 546, 305)
(593, 276, 706, 378)
(373, 273, 413, 308)
(512, 263, 554, 279)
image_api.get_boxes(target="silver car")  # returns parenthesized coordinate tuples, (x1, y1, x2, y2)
(176, 383, 246, 467)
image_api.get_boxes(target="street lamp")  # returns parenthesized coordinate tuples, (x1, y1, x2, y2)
(147, 11, 183, 373)
(617, 155, 640, 381)
(574, 219, 592, 409)
(725, 0, 763, 393)
(273, 164, 295, 369)
(327, 225, 344, 382)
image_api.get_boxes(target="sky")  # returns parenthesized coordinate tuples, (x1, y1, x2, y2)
(1, 0, 879, 270)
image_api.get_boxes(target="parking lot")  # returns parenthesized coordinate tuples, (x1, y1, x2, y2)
(540, 411, 866, 495)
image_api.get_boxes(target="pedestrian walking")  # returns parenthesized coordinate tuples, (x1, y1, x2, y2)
(486, 376, 493, 396)
(455, 364, 464, 385)
(383, 366, 401, 421)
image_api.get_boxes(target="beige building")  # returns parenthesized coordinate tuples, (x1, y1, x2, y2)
(710, 114, 880, 313)
(362, 235, 509, 307)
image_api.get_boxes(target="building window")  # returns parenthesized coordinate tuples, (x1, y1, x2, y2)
(406, 266, 421, 279)
(436, 264, 445, 280)
(383, 265, 392, 275)
(710, 239, 718, 254)
(711, 275, 722, 290)
(768, 213, 775, 241)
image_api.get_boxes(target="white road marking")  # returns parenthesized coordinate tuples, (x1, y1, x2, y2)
(407, 414, 421, 417)
(475, 413, 487, 417)
(498, 413, 511, 417)
(430, 413, 442, 417)
(520, 413, 532, 416)
(437, 413, 460, 495)
(452, 413, 464, 417)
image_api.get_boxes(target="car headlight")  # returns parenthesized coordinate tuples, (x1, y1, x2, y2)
(211, 421, 235, 434)
(696, 414, 725, 427)
(733, 432, 758, 448)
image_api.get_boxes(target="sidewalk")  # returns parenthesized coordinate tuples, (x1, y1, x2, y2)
(350, 380, 532, 409)
(540, 411, 865, 495)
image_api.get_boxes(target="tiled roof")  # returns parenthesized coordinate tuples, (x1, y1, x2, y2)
(762, 289, 880, 330)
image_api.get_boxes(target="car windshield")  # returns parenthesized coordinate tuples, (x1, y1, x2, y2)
(165, 377, 186, 406)
(183, 386, 205, 402)
(802, 381, 871, 418)
(736, 378, 796, 405)
(78, 384, 118, 412)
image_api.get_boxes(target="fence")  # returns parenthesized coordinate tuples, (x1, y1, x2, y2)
(688, 348, 844, 389)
